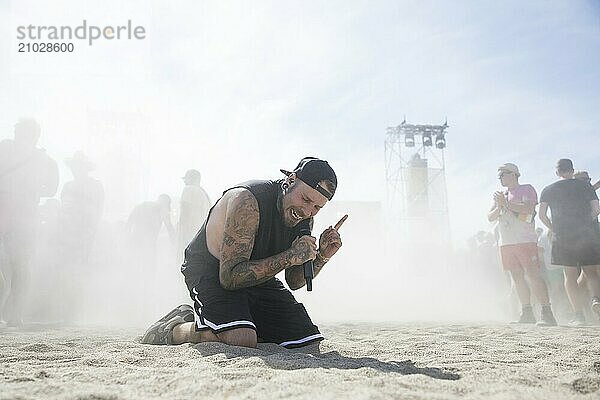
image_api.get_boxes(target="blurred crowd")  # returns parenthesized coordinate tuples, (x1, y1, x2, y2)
(469, 160, 600, 326)
(0, 119, 212, 327)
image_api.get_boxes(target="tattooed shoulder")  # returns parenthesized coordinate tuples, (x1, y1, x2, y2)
(223, 189, 259, 237)
(219, 189, 260, 279)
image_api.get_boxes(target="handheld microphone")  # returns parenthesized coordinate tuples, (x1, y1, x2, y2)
(297, 220, 314, 291)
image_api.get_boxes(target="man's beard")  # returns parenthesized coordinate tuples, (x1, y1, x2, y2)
(277, 189, 303, 227)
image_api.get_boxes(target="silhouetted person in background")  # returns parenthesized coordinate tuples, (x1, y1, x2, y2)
(0, 118, 59, 326)
(60, 151, 104, 264)
(539, 159, 600, 326)
(177, 169, 211, 261)
(127, 194, 175, 272)
(60, 151, 104, 265)
(126, 194, 176, 316)
(55, 151, 104, 322)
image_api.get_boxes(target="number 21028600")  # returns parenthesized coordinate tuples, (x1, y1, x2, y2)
(18, 42, 74, 52)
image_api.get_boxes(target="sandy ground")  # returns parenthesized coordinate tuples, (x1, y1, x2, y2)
(0, 323, 599, 400)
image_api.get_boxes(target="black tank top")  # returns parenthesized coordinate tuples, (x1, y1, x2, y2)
(181, 179, 307, 286)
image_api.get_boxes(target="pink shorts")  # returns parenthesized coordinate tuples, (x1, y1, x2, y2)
(499, 243, 540, 271)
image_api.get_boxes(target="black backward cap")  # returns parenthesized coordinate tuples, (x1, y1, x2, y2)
(280, 157, 337, 200)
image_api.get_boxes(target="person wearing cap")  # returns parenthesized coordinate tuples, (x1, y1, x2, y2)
(59, 151, 104, 264)
(176, 169, 211, 262)
(488, 163, 557, 326)
(539, 159, 600, 326)
(141, 157, 346, 348)
(56, 151, 104, 321)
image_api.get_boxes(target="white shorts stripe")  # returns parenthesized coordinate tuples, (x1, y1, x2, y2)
(192, 287, 256, 331)
(192, 287, 207, 329)
(192, 288, 203, 307)
(202, 317, 257, 331)
(279, 333, 324, 347)
(195, 317, 208, 330)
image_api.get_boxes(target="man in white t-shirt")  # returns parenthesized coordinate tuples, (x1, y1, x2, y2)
(488, 163, 557, 326)
(177, 170, 211, 260)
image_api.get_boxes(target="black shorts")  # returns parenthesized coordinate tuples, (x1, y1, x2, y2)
(187, 276, 323, 348)
(551, 235, 600, 267)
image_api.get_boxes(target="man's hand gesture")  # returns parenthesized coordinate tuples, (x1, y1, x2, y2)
(318, 215, 348, 260)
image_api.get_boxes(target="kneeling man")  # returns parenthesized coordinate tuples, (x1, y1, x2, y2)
(142, 157, 345, 348)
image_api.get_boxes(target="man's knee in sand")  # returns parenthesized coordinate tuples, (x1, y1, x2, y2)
(217, 328, 257, 348)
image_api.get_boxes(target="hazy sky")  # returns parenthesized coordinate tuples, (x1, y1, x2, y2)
(1, 0, 599, 243)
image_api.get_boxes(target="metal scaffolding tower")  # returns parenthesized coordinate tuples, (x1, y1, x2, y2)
(384, 119, 451, 256)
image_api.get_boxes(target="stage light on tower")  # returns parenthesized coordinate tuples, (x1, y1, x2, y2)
(422, 133, 432, 147)
(435, 133, 446, 149)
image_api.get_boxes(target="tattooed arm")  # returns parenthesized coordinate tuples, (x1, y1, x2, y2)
(285, 253, 328, 290)
(218, 189, 316, 290)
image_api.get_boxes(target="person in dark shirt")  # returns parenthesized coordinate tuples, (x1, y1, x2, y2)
(141, 158, 347, 349)
(127, 194, 176, 272)
(0, 119, 59, 327)
(539, 159, 600, 326)
(60, 151, 104, 265)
